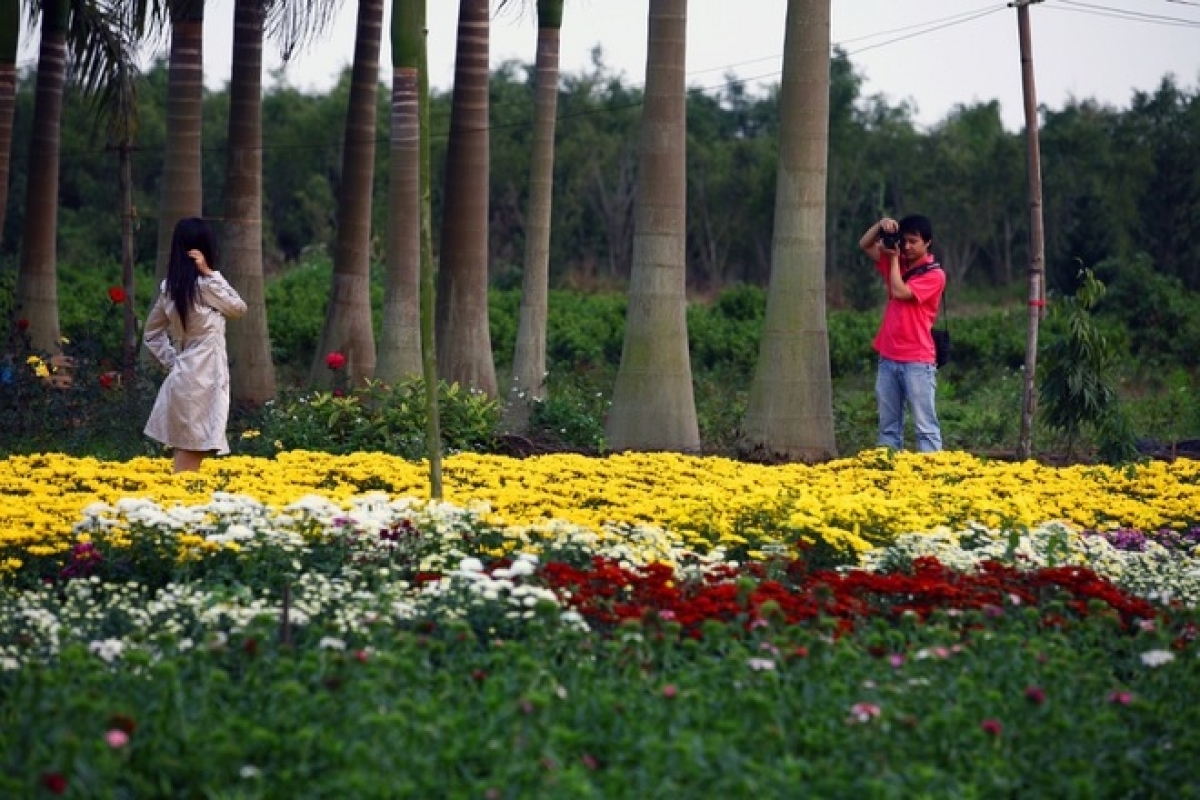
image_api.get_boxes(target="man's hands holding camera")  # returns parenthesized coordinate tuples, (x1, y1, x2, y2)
(877, 218, 902, 251)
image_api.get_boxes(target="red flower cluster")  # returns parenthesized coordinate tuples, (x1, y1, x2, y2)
(539, 555, 1159, 638)
(108, 286, 127, 304)
(325, 351, 347, 371)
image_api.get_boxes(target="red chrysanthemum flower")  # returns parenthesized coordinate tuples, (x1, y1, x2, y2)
(108, 286, 127, 304)
(40, 773, 68, 795)
(325, 351, 346, 371)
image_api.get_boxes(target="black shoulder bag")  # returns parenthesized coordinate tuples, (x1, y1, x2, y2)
(902, 261, 951, 368)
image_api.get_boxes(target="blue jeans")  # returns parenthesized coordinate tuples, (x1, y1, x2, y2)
(876, 357, 942, 452)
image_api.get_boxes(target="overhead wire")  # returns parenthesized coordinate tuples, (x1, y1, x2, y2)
(1048, 0, 1200, 26)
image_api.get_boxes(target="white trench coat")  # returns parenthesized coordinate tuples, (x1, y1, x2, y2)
(143, 273, 247, 454)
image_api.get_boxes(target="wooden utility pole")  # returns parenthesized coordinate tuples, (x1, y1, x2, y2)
(1014, 0, 1046, 461)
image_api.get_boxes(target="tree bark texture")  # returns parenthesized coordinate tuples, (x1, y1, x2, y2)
(311, 0, 383, 388)
(435, 0, 496, 396)
(743, 0, 837, 461)
(222, 0, 277, 404)
(606, 0, 700, 452)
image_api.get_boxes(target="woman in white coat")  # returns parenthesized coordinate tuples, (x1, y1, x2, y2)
(143, 217, 247, 472)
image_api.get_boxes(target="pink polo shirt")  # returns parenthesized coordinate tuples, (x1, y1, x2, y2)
(872, 254, 945, 364)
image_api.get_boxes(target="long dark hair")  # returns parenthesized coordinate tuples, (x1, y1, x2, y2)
(165, 217, 220, 331)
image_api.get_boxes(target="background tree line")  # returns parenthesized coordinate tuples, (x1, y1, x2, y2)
(3, 49, 1198, 308)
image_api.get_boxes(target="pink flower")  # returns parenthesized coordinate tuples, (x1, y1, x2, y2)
(1108, 690, 1133, 706)
(662, 684, 678, 699)
(1024, 686, 1046, 705)
(981, 718, 1003, 736)
(580, 753, 600, 770)
(888, 653, 906, 668)
(849, 702, 882, 723)
(105, 729, 130, 748)
(325, 351, 346, 371)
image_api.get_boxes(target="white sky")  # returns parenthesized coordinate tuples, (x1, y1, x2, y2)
(16, 1, 1200, 131)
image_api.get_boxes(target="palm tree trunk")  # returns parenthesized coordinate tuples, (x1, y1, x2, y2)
(378, 0, 423, 382)
(606, 0, 699, 452)
(741, 0, 836, 461)
(503, 0, 564, 433)
(310, 0, 383, 388)
(14, 0, 70, 353)
(223, 0, 276, 404)
(0, 0, 19, 253)
(154, 1, 206, 285)
(435, 0, 496, 397)
(118, 142, 138, 390)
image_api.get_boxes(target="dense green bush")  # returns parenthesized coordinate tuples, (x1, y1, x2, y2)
(235, 378, 500, 458)
(1095, 252, 1200, 368)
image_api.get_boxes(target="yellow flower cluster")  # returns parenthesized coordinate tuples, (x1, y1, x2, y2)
(1, 449, 1197, 566)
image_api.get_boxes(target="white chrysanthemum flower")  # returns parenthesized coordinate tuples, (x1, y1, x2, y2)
(1140, 649, 1175, 667)
(88, 638, 125, 663)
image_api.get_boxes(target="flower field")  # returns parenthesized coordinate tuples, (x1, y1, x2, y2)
(2, 449, 1199, 797)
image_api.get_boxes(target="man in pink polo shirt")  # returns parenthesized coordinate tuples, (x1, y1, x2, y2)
(858, 214, 946, 452)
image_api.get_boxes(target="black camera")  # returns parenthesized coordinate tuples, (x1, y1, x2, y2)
(879, 229, 903, 250)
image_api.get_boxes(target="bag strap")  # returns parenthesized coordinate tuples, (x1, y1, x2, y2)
(902, 261, 949, 331)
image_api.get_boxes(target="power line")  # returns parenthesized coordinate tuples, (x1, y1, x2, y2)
(1049, 0, 1200, 26)
(844, 6, 1010, 57)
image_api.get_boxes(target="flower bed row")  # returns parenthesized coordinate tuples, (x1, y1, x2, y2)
(3, 450, 1200, 567)
(2, 454, 1199, 796)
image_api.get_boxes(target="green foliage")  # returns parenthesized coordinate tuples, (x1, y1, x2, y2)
(263, 256, 385, 381)
(1038, 270, 1138, 462)
(940, 309, 1027, 375)
(237, 378, 499, 459)
(687, 283, 765, 377)
(0, 267, 158, 459)
(1094, 252, 1200, 368)
(526, 374, 611, 454)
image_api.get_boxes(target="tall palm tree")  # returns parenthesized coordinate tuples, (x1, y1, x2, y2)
(153, 0, 206, 287)
(376, 0, 423, 381)
(222, 0, 275, 404)
(741, 0, 836, 461)
(503, 0, 563, 433)
(435, 0, 496, 396)
(605, 0, 699, 452)
(0, 0, 19, 253)
(13, 0, 71, 353)
(310, 0, 382, 388)
(221, 0, 340, 404)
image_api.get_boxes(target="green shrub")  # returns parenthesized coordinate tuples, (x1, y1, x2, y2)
(264, 257, 384, 380)
(1039, 269, 1138, 462)
(237, 378, 499, 458)
(1095, 252, 1200, 368)
(526, 374, 611, 454)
